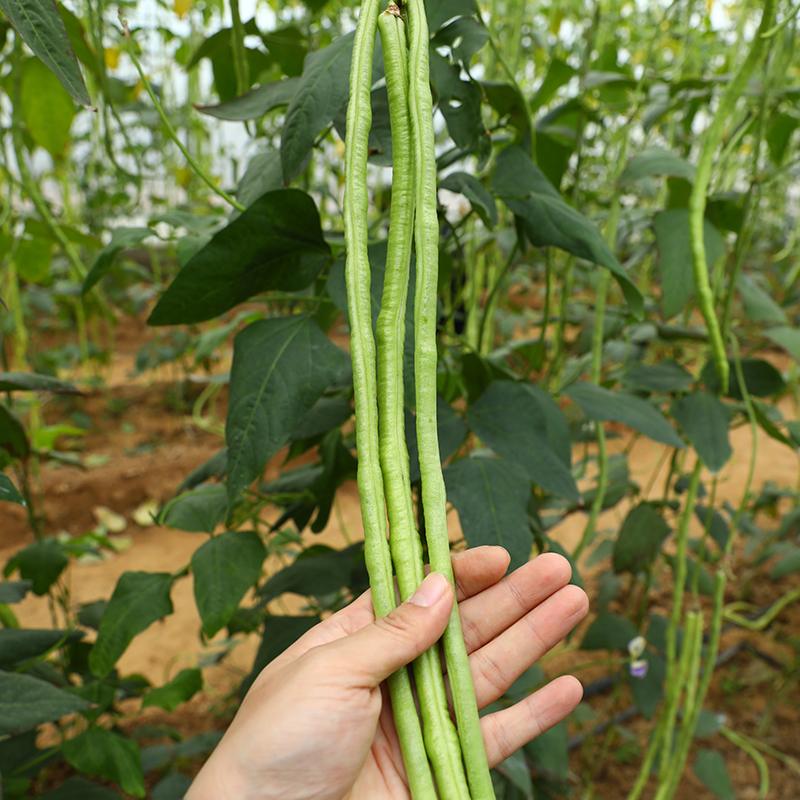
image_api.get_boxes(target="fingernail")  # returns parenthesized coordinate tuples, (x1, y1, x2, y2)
(407, 572, 449, 607)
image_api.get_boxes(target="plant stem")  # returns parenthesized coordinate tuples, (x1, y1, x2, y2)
(121, 16, 246, 213)
(687, 0, 777, 395)
(230, 0, 250, 97)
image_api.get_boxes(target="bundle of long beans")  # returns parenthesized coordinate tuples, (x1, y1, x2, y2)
(343, 1, 495, 798)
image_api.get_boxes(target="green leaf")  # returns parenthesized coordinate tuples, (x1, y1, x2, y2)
(4, 538, 67, 595)
(235, 152, 286, 208)
(763, 326, 800, 363)
(627, 652, 665, 720)
(192, 530, 266, 637)
(620, 360, 694, 394)
(0, 401, 29, 460)
(261, 25, 307, 77)
(0, 371, 79, 393)
(406, 396, 468, 484)
(693, 749, 735, 800)
(701, 358, 785, 399)
(766, 112, 800, 165)
(695, 504, 730, 550)
(425, 0, 478, 30)
(186, 18, 260, 69)
(0, 671, 91, 735)
(0, 579, 31, 602)
(467, 381, 579, 501)
(0, 0, 92, 108)
(225, 315, 350, 505)
(431, 16, 488, 65)
(694, 709, 725, 737)
(0, 471, 25, 505)
(63, 727, 144, 798)
(737, 273, 787, 324)
(280, 32, 354, 183)
(89, 572, 175, 677)
(770, 547, 800, 579)
(613, 503, 671, 574)
(291, 395, 353, 442)
(523, 723, 569, 789)
(141, 668, 203, 712)
(82, 228, 156, 295)
(14, 234, 53, 283)
(496, 747, 533, 797)
(618, 147, 696, 186)
(563, 382, 685, 449)
(20, 56, 75, 156)
(580, 611, 637, 651)
(492, 146, 643, 316)
(39, 776, 124, 799)
(671, 392, 732, 473)
(430, 52, 491, 162)
(148, 190, 330, 325)
(654, 209, 726, 319)
(530, 57, 577, 112)
(443, 456, 533, 571)
(195, 77, 299, 120)
(334, 85, 394, 166)
(160, 484, 228, 534)
(0, 628, 82, 668)
(258, 542, 364, 603)
(439, 172, 498, 228)
(242, 615, 319, 695)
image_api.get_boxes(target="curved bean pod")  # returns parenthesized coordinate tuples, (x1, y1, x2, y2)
(404, 0, 496, 796)
(343, 2, 434, 797)
(377, 9, 469, 800)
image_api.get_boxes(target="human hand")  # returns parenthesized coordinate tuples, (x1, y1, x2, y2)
(185, 547, 589, 800)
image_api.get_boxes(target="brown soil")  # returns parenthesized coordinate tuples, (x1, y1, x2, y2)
(4, 314, 800, 799)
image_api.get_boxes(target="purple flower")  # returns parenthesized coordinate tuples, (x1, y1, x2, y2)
(629, 658, 649, 679)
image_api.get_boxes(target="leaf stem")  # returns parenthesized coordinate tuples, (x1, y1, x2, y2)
(120, 15, 246, 213)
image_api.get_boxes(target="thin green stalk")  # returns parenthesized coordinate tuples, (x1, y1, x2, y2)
(343, 2, 434, 797)
(687, 0, 777, 395)
(658, 460, 702, 780)
(406, 0, 494, 796)
(657, 574, 725, 800)
(230, 0, 250, 97)
(476, 241, 518, 355)
(120, 16, 246, 213)
(376, 10, 468, 798)
(721, 728, 770, 798)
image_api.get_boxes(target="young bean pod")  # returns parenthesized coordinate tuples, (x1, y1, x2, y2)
(377, 8, 470, 799)
(404, 0, 496, 796)
(343, 1, 434, 796)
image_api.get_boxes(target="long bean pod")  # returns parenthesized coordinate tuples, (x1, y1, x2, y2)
(343, 2, 434, 796)
(376, 9, 470, 799)
(688, 0, 777, 396)
(404, 0, 495, 796)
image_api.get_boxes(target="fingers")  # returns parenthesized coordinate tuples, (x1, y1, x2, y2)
(274, 546, 512, 666)
(458, 552, 575, 655)
(470, 582, 588, 709)
(451, 546, 511, 602)
(481, 675, 584, 767)
(325, 571, 455, 687)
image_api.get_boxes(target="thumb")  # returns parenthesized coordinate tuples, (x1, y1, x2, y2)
(334, 571, 454, 686)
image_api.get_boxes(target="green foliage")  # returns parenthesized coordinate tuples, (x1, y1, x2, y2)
(3, 0, 800, 795)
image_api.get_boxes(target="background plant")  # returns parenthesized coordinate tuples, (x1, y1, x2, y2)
(1, 0, 800, 798)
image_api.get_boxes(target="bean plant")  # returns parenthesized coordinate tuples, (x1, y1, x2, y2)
(1, 0, 800, 798)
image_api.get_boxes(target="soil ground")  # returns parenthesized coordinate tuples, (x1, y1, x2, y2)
(3, 313, 800, 798)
